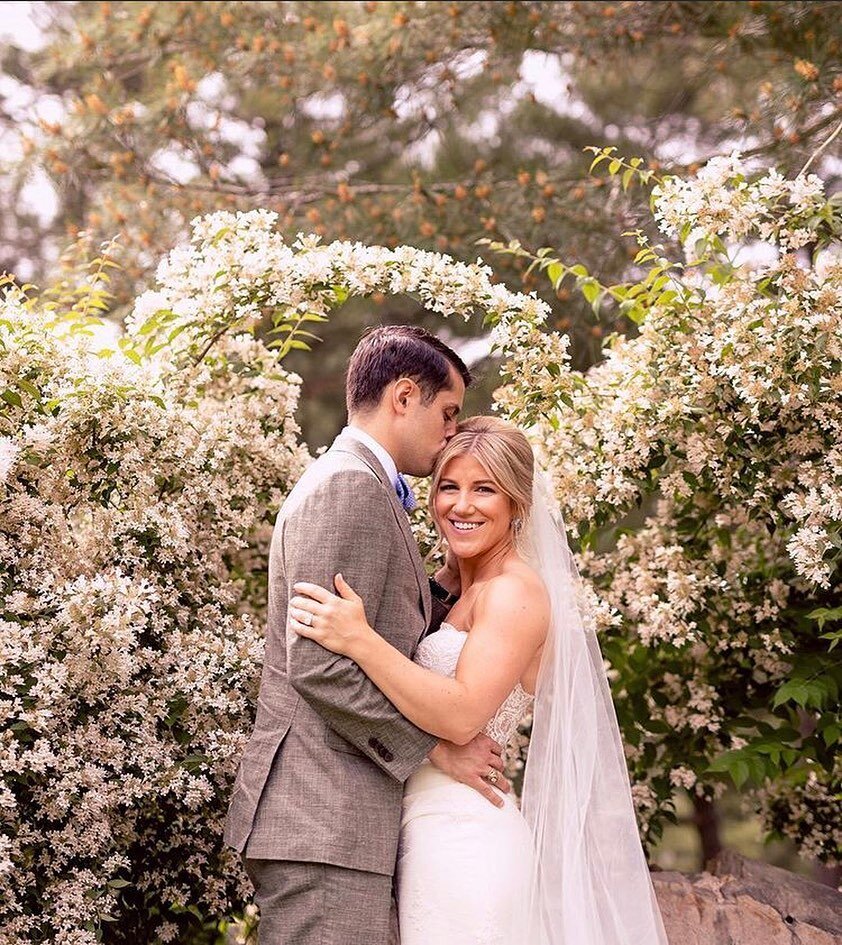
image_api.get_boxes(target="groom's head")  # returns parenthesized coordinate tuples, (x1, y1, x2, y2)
(346, 325, 472, 476)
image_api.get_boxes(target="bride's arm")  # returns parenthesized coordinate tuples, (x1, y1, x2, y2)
(290, 573, 548, 745)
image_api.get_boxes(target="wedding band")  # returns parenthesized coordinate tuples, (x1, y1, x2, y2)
(299, 611, 312, 627)
(486, 768, 499, 785)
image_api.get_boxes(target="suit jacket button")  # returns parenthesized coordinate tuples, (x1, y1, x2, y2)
(368, 737, 379, 750)
(382, 748, 394, 762)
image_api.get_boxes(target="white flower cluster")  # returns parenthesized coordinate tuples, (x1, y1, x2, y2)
(782, 447, 842, 586)
(131, 210, 549, 366)
(0, 287, 308, 941)
(756, 759, 842, 863)
(504, 173, 841, 615)
(492, 157, 841, 857)
(653, 153, 826, 250)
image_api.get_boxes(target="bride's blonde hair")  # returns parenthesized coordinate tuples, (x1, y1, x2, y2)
(429, 416, 534, 534)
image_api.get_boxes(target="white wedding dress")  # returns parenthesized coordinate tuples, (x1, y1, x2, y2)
(397, 622, 536, 945)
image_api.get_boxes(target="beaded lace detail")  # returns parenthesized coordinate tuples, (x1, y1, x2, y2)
(413, 622, 533, 746)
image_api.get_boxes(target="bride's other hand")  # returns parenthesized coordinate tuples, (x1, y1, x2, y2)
(429, 734, 510, 808)
(289, 574, 372, 658)
(436, 544, 461, 596)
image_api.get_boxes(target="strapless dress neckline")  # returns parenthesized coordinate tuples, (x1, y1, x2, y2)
(414, 621, 534, 747)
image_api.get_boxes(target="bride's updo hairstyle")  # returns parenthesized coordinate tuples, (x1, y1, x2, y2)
(430, 416, 534, 535)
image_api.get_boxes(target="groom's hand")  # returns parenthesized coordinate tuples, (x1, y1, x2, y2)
(427, 735, 510, 808)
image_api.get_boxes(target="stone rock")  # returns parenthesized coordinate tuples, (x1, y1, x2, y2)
(652, 851, 842, 945)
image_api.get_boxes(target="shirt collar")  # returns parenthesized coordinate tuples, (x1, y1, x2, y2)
(342, 425, 399, 489)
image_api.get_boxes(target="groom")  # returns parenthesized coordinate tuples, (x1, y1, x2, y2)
(224, 325, 510, 944)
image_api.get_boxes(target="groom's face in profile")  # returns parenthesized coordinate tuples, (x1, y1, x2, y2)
(401, 365, 465, 477)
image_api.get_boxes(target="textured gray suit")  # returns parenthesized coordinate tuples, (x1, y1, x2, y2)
(224, 433, 438, 943)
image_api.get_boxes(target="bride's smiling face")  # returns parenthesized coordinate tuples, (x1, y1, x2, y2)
(434, 453, 514, 557)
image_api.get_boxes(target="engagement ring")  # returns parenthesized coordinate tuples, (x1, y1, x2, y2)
(486, 768, 499, 785)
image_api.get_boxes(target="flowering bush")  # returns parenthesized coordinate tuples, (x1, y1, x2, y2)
(0, 263, 309, 940)
(487, 150, 841, 860)
(4, 150, 839, 942)
(1, 223, 547, 942)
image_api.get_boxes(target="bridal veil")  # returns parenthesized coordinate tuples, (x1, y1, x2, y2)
(518, 472, 669, 945)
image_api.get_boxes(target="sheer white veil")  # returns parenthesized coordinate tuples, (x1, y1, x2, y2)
(517, 470, 669, 945)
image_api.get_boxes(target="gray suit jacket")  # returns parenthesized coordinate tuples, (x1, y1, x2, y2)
(223, 433, 438, 875)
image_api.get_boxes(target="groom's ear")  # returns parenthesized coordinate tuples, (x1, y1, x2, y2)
(391, 377, 417, 414)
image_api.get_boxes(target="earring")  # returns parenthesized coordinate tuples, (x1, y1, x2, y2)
(511, 516, 522, 533)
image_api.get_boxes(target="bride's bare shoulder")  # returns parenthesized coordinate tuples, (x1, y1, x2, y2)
(474, 562, 550, 632)
(505, 558, 549, 601)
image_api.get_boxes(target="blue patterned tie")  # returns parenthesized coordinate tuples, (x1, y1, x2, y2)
(395, 473, 417, 512)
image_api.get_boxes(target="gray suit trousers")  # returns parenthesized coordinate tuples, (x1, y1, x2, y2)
(244, 858, 395, 945)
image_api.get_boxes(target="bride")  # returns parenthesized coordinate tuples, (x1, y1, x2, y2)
(289, 416, 668, 945)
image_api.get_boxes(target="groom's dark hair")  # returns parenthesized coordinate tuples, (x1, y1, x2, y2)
(346, 325, 472, 413)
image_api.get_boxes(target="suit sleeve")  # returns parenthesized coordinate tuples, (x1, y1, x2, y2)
(283, 469, 438, 782)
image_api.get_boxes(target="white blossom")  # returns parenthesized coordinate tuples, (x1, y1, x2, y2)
(0, 438, 18, 486)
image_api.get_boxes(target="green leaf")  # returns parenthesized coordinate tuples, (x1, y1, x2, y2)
(773, 679, 810, 709)
(819, 629, 842, 652)
(808, 606, 842, 630)
(581, 279, 600, 305)
(17, 380, 40, 399)
(546, 262, 565, 288)
(1, 389, 22, 407)
(650, 274, 670, 293)
(588, 150, 613, 173)
(732, 759, 750, 788)
(634, 248, 656, 265)
(626, 304, 646, 325)
(181, 753, 210, 771)
(781, 748, 799, 766)
(822, 723, 840, 746)
(290, 329, 323, 342)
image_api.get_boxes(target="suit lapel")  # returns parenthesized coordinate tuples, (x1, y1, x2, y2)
(332, 434, 432, 629)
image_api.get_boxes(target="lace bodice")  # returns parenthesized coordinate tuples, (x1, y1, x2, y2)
(413, 622, 533, 747)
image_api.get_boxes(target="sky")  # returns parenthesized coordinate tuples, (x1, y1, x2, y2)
(0, 1, 43, 50)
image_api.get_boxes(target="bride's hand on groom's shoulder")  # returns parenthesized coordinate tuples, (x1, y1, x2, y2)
(289, 574, 372, 658)
(428, 735, 510, 808)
